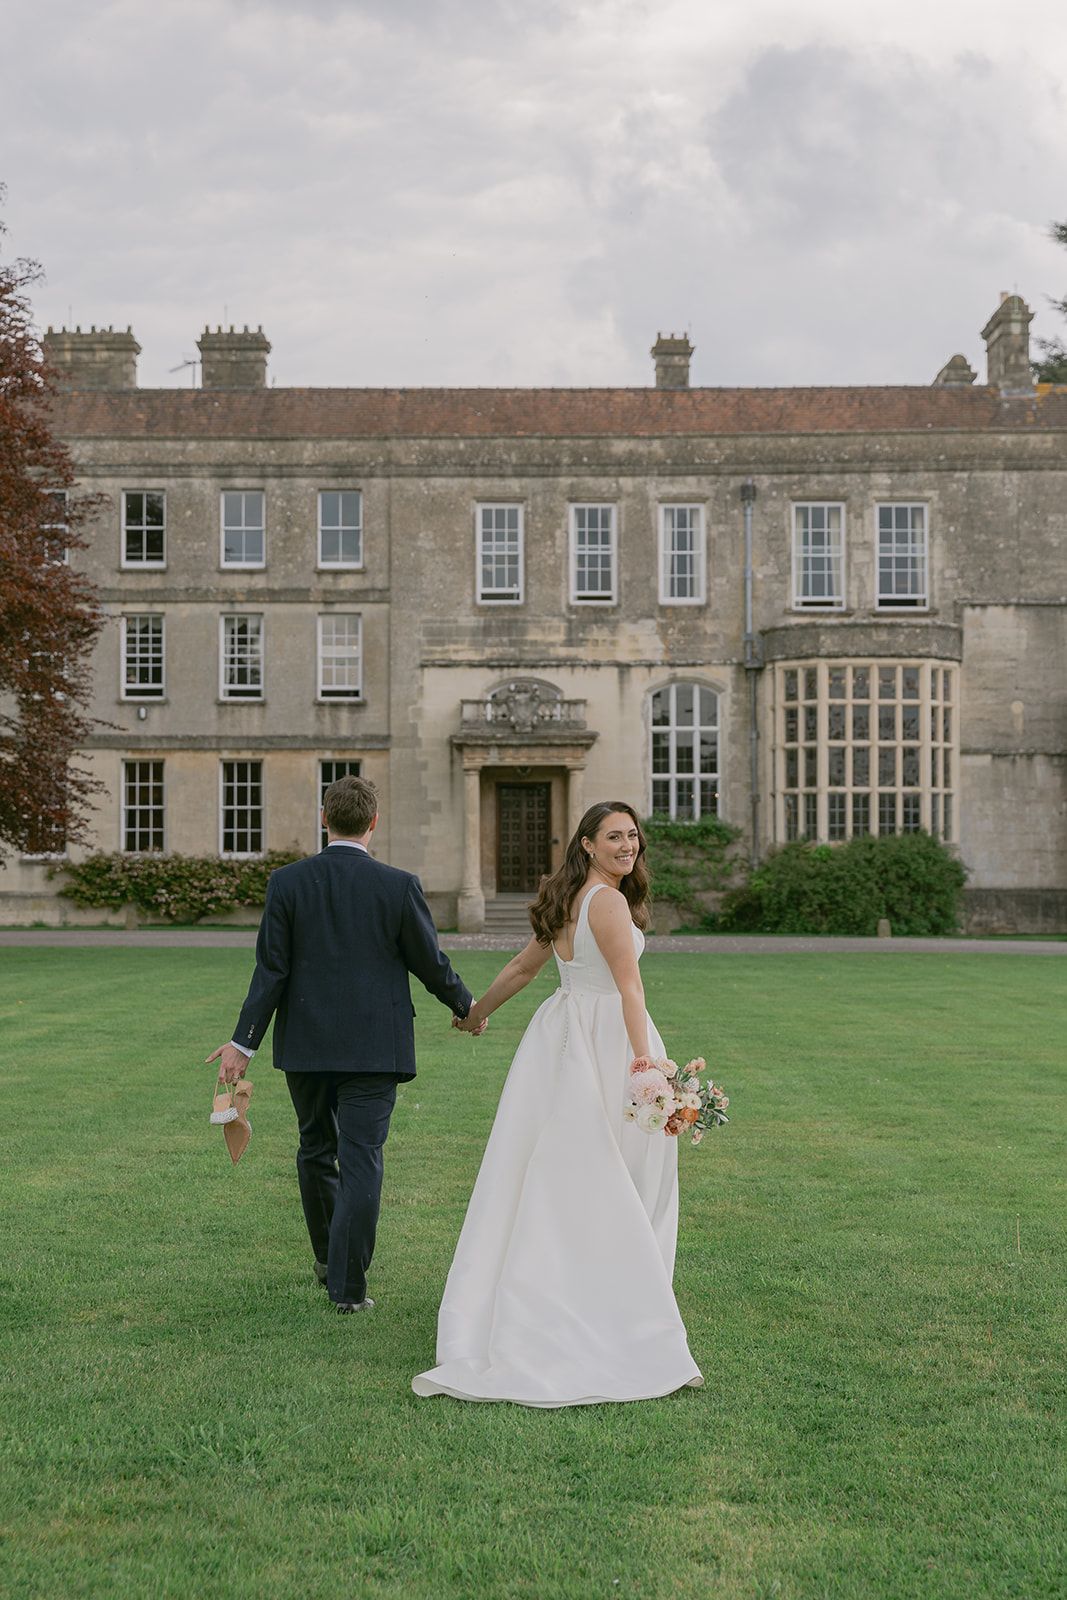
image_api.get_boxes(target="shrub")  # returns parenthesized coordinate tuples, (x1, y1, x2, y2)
(50, 851, 303, 923)
(642, 815, 744, 925)
(718, 832, 967, 936)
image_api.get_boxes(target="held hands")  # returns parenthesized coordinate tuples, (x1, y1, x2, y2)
(452, 1006, 488, 1036)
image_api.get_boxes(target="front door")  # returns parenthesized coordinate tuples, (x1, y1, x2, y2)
(496, 783, 552, 893)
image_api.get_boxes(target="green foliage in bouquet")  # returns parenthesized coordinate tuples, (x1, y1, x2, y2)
(642, 815, 743, 924)
(718, 831, 967, 936)
(50, 851, 303, 923)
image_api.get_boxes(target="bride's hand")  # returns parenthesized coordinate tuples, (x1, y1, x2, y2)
(453, 1008, 488, 1035)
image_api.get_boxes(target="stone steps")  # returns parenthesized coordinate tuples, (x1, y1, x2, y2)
(483, 895, 533, 938)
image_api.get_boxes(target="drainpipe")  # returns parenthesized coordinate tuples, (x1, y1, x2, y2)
(740, 478, 762, 866)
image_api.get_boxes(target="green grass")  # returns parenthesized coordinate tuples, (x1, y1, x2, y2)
(0, 950, 1064, 1600)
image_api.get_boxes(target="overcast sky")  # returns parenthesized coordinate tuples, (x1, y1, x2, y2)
(3, 0, 1067, 389)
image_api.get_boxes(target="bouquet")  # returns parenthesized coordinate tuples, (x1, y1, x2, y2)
(624, 1056, 729, 1147)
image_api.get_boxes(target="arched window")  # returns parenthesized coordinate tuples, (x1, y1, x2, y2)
(650, 683, 719, 818)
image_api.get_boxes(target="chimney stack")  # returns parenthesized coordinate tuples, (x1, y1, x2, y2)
(651, 333, 694, 390)
(932, 354, 977, 387)
(980, 294, 1034, 392)
(42, 325, 140, 390)
(197, 325, 271, 390)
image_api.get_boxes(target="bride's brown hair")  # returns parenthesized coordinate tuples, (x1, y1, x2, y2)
(529, 801, 651, 943)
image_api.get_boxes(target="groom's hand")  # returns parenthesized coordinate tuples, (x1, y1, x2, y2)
(452, 1010, 488, 1035)
(205, 1042, 251, 1084)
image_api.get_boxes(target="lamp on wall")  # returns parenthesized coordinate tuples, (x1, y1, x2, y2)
(137, 706, 147, 721)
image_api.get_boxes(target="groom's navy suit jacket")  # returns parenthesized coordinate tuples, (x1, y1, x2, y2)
(231, 845, 473, 1079)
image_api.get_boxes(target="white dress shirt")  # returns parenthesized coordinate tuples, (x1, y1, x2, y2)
(229, 839, 370, 1057)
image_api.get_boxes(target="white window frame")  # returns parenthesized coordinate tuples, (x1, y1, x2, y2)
(568, 504, 617, 605)
(876, 503, 929, 611)
(792, 502, 846, 611)
(120, 614, 165, 701)
(475, 503, 524, 604)
(319, 758, 363, 848)
(42, 489, 70, 564)
(220, 490, 266, 570)
(121, 490, 167, 570)
(659, 504, 707, 605)
(317, 490, 364, 570)
(219, 759, 264, 857)
(121, 759, 165, 853)
(316, 613, 363, 701)
(775, 660, 956, 844)
(649, 682, 721, 820)
(219, 614, 265, 701)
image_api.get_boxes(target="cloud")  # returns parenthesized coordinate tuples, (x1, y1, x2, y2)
(2, 0, 1065, 387)
(578, 40, 1067, 383)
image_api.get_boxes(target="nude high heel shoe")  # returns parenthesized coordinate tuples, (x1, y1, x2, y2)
(210, 1087, 238, 1125)
(223, 1077, 253, 1164)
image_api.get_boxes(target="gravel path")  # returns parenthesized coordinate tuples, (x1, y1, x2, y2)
(1, 929, 1064, 955)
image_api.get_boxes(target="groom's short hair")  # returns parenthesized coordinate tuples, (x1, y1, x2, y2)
(323, 775, 379, 837)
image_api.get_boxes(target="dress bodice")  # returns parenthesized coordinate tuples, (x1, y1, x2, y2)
(552, 882, 644, 997)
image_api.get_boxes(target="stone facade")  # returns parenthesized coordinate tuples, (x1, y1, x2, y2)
(4, 306, 1064, 932)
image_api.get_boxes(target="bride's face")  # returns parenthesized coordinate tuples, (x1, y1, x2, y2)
(584, 813, 640, 878)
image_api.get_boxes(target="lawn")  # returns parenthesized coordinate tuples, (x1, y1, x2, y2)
(0, 948, 1064, 1600)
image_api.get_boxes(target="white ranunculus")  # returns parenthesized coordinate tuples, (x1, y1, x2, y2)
(637, 1105, 669, 1134)
(684, 1092, 703, 1111)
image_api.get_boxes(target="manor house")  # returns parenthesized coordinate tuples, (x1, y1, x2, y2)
(6, 296, 1065, 932)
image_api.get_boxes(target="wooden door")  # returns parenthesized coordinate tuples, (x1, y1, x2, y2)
(496, 783, 552, 893)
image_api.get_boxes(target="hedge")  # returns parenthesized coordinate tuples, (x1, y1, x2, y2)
(51, 851, 303, 923)
(717, 832, 967, 936)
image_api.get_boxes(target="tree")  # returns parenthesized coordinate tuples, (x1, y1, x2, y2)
(0, 197, 105, 858)
(1031, 220, 1067, 384)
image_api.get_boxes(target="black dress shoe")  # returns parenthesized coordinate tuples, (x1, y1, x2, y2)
(334, 1298, 375, 1313)
(314, 1260, 328, 1288)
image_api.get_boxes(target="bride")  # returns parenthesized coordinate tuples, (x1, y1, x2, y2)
(411, 801, 703, 1407)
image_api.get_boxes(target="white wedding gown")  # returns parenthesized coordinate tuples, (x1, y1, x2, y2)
(412, 883, 704, 1407)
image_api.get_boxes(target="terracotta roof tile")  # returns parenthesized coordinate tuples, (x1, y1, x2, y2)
(47, 385, 1067, 439)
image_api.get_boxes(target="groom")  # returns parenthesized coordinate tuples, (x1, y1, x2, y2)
(207, 774, 482, 1312)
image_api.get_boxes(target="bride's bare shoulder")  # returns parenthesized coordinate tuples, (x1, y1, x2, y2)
(586, 885, 629, 922)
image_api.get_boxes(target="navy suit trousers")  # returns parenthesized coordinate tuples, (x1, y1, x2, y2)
(285, 1071, 399, 1305)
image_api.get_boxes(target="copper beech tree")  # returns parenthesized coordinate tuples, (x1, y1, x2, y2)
(1032, 220, 1067, 384)
(0, 213, 104, 857)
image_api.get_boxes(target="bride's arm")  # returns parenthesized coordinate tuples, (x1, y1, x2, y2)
(587, 890, 650, 1061)
(461, 937, 554, 1028)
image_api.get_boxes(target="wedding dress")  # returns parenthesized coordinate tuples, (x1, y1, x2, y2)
(412, 883, 704, 1407)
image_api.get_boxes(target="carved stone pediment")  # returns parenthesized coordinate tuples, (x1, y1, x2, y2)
(459, 678, 588, 737)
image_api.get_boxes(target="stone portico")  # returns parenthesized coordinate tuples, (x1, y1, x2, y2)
(450, 680, 597, 932)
